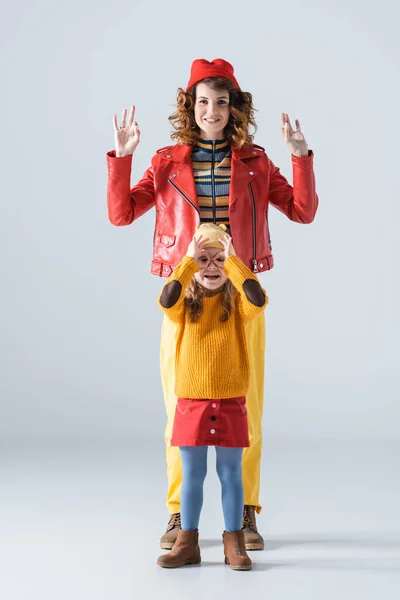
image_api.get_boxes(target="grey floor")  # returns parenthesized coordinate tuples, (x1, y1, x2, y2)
(1, 436, 399, 600)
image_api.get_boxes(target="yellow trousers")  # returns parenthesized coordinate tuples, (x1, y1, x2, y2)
(159, 311, 266, 515)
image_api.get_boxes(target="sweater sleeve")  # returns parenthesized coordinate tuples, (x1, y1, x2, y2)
(223, 255, 268, 324)
(157, 256, 199, 323)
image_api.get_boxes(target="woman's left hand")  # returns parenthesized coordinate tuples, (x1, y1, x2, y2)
(281, 113, 309, 158)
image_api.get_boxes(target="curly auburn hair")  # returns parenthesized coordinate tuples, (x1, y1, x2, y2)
(184, 276, 238, 323)
(169, 77, 257, 148)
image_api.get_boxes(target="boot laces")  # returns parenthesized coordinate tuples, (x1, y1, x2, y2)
(167, 513, 181, 531)
(242, 505, 258, 532)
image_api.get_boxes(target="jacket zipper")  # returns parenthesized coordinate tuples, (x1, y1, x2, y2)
(266, 208, 272, 250)
(211, 140, 216, 223)
(168, 178, 200, 221)
(248, 182, 258, 272)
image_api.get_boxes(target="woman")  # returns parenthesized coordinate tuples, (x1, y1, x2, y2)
(106, 58, 318, 551)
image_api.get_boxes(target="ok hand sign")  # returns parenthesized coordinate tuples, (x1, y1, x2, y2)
(113, 105, 141, 157)
(219, 234, 236, 260)
(281, 113, 309, 158)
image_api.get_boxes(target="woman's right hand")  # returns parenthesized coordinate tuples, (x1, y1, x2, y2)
(113, 105, 141, 157)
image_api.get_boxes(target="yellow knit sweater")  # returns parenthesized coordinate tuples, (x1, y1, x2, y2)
(157, 255, 268, 399)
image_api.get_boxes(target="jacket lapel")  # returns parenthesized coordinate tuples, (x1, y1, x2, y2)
(161, 145, 199, 210)
(230, 146, 260, 205)
(160, 143, 262, 209)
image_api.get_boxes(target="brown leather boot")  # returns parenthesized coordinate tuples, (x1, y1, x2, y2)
(242, 505, 264, 550)
(223, 531, 252, 571)
(157, 529, 201, 568)
(159, 513, 181, 549)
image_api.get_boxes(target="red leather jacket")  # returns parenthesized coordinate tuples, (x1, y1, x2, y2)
(106, 143, 318, 277)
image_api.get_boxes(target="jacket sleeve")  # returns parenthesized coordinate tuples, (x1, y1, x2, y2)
(157, 256, 199, 323)
(106, 151, 156, 226)
(223, 255, 268, 324)
(268, 151, 319, 224)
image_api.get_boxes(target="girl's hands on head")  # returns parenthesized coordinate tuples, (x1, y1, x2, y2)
(281, 113, 309, 158)
(113, 105, 141, 157)
(219, 234, 235, 260)
(186, 235, 210, 265)
(187, 233, 234, 269)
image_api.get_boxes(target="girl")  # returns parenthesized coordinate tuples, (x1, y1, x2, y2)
(107, 58, 318, 550)
(156, 223, 268, 570)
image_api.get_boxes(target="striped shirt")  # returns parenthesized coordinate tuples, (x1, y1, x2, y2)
(192, 139, 231, 231)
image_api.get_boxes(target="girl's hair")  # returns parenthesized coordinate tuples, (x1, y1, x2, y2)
(169, 77, 257, 148)
(184, 277, 238, 322)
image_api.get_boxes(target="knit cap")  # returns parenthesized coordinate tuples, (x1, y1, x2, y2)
(193, 223, 228, 250)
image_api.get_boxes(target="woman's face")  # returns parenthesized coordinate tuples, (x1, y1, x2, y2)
(194, 82, 230, 140)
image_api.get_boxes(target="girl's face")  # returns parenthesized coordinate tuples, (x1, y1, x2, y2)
(194, 82, 230, 140)
(194, 246, 228, 291)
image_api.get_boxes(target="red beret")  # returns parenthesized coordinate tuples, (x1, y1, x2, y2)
(186, 58, 241, 91)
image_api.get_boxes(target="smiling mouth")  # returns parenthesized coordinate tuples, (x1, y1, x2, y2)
(204, 274, 220, 280)
(204, 118, 220, 124)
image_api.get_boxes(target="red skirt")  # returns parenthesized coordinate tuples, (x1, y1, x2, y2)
(171, 397, 249, 448)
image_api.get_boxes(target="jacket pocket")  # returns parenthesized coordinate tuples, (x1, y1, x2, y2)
(177, 398, 192, 416)
(158, 233, 176, 248)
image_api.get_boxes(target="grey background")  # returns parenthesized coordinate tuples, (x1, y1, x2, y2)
(1, 1, 400, 598)
(2, 0, 399, 442)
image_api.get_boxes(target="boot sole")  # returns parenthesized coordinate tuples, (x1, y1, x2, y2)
(157, 559, 201, 568)
(159, 542, 174, 550)
(245, 543, 264, 551)
(224, 558, 252, 571)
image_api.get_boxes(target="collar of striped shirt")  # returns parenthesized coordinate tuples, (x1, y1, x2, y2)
(194, 139, 230, 151)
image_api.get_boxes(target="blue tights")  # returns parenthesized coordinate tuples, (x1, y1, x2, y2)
(179, 446, 244, 532)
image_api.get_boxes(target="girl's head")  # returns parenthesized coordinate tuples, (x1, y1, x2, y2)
(185, 223, 237, 322)
(169, 58, 257, 148)
(191, 223, 228, 291)
(194, 244, 228, 291)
